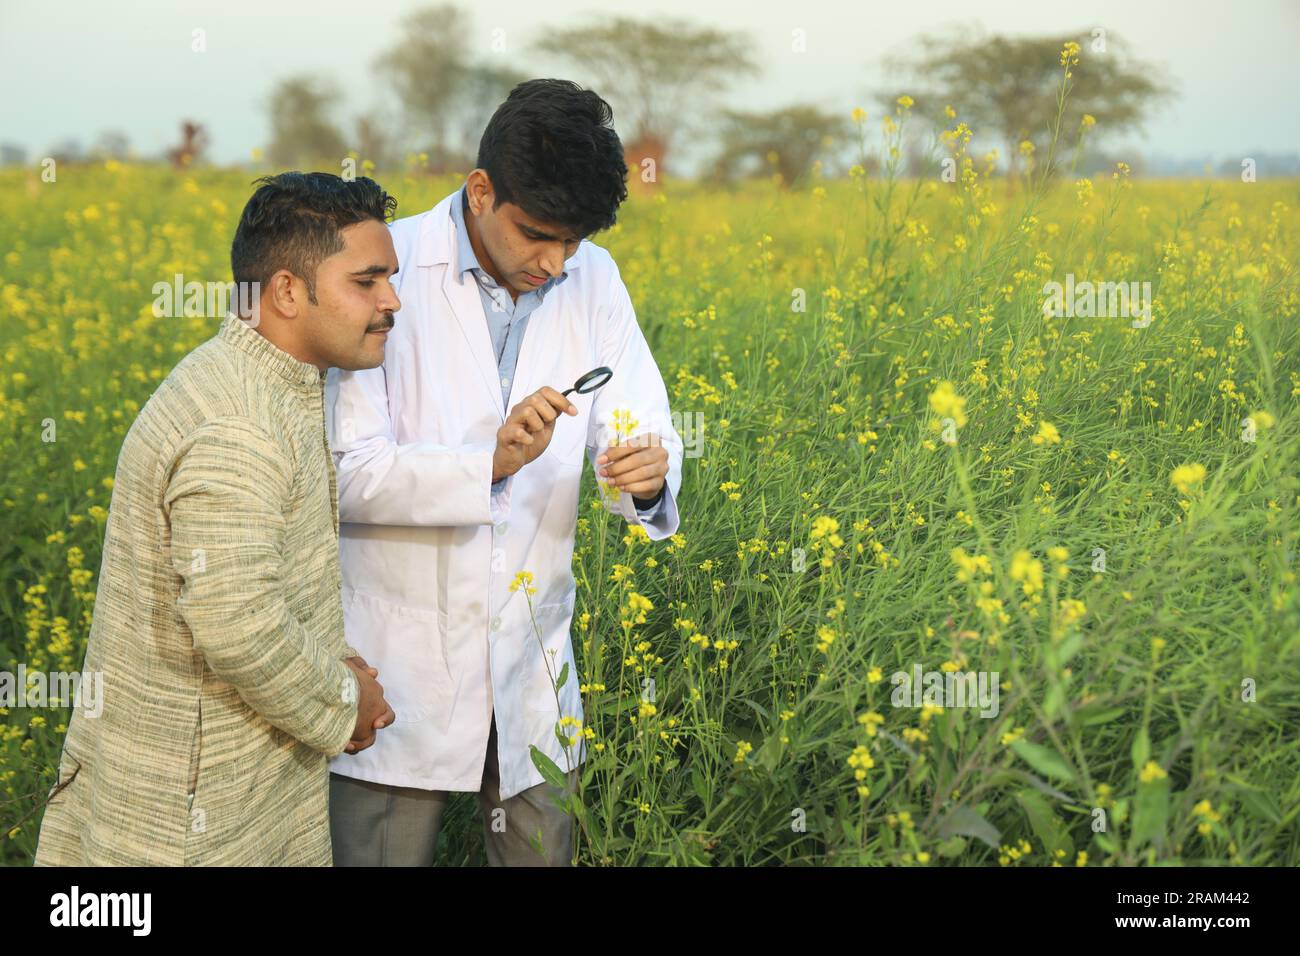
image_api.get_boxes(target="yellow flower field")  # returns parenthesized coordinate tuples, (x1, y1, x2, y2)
(1, 146, 1296, 864)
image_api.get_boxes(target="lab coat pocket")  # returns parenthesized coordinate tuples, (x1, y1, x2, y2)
(344, 588, 451, 724)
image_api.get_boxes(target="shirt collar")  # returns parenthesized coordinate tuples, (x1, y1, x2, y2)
(451, 183, 569, 293)
(218, 313, 322, 390)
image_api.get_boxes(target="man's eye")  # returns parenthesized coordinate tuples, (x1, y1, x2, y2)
(357, 279, 375, 287)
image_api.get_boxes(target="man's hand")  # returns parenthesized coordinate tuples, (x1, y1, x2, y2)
(596, 432, 669, 500)
(492, 387, 577, 481)
(344, 655, 378, 678)
(342, 657, 395, 755)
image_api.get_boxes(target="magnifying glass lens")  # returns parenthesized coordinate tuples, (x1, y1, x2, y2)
(563, 366, 613, 396)
(575, 367, 613, 393)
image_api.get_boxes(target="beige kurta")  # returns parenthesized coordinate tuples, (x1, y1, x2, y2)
(35, 314, 363, 866)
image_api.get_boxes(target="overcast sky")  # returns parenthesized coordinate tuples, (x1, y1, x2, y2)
(2, 0, 1297, 170)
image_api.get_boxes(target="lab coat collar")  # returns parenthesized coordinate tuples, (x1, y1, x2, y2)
(449, 184, 570, 294)
(415, 187, 585, 276)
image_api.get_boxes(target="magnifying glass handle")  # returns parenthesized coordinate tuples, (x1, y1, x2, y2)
(560, 387, 575, 397)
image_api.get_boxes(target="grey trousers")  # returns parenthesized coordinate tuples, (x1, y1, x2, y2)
(328, 711, 578, 866)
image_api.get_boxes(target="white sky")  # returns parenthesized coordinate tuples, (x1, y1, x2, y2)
(2, 0, 1297, 169)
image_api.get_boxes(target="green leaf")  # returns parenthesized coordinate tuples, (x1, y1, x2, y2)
(1131, 727, 1150, 770)
(937, 835, 968, 858)
(1016, 770, 1073, 802)
(754, 734, 782, 772)
(555, 662, 569, 691)
(841, 815, 856, 842)
(1079, 705, 1128, 726)
(1010, 739, 1076, 784)
(691, 766, 709, 803)
(1044, 684, 1065, 720)
(736, 696, 774, 724)
(1131, 778, 1169, 850)
(936, 805, 1001, 849)
(1112, 797, 1130, 825)
(1015, 788, 1073, 857)
(529, 744, 567, 788)
(1057, 633, 1084, 666)
(1237, 788, 1282, 825)
(936, 710, 959, 749)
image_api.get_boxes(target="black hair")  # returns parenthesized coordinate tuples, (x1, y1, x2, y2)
(475, 78, 628, 238)
(231, 171, 397, 304)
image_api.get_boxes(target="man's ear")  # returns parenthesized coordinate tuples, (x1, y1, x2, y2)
(268, 269, 305, 318)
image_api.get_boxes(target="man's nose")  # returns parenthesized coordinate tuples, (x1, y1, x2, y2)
(538, 245, 565, 278)
(381, 284, 401, 314)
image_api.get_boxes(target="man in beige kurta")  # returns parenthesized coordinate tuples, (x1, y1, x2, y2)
(35, 313, 370, 865)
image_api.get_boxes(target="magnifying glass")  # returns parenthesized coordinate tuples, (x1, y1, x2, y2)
(561, 366, 613, 397)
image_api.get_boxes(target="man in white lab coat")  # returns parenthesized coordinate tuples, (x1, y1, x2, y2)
(326, 79, 683, 866)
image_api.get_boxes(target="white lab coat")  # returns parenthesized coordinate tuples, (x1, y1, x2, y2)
(324, 190, 682, 800)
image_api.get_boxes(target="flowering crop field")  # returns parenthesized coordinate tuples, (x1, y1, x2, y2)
(1, 152, 1296, 865)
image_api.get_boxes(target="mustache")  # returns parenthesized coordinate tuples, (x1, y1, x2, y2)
(367, 313, 395, 332)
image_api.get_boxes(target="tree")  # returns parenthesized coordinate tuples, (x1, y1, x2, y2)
(0, 143, 28, 166)
(353, 116, 394, 172)
(531, 16, 760, 182)
(707, 105, 848, 189)
(45, 139, 84, 165)
(374, 3, 473, 168)
(445, 62, 532, 168)
(91, 130, 131, 161)
(879, 26, 1176, 180)
(266, 76, 347, 168)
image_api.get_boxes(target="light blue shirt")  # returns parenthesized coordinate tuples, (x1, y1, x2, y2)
(450, 185, 666, 516)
